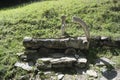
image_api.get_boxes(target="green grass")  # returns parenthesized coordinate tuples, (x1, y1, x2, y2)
(0, 0, 120, 79)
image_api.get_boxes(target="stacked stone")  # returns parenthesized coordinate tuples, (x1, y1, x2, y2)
(23, 36, 120, 50)
(90, 36, 120, 48)
(18, 36, 120, 70)
(36, 57, 87, 69)
(21, 37, 89, 69)
(23, 36, 89, 50)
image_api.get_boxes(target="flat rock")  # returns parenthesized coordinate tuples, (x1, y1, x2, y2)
(95, 59, 105, 66)
(114, 69, 120, 80)
(19, 54, 27, 61)
(101, 36, 110, 41)
(23, 37, 88, 49)
(51, 57, 76, 68)
(58, 74, 64, 80)
(36, 58, 52, 69)
(36, 57, 77, 69)
(23, 37, 32, 42)
(95, 57, 116, 66)
(63, 74, 76, 80)
(38, 58, 53, 62)
(16, 52, 24, 56)
(51, 57, 76, 63)
(44, 71, 52, 75)
(75, 75, 87, 80)
(75, 57, 87, 68)
(50, 76, 58, 80)
(14, 62, 34, 71)
(86, 70, 98, 77)
(77, 57, 87, 63)
(35, 74, 41, 80)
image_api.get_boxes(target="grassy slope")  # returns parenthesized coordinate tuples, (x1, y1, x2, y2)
(0, 0, 120, 79)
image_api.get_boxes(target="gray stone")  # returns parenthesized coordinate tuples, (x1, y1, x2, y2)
(75, 75, 87, 80)
(16, 52, 24, 56)
(100, 77, 107, 80)
(19, 54, 27, 61)
(36, 58, 52, 69)
(77, 57, 87, 63)
(23, 37, 88, 49)
(58, 57, 76, 62)
(14, 62, 34, 71)
(23, 37, 32, 42)
(74, 54, 79, 59)
(16, 52, 28, 61)
(100, 67, 107, 72)
(96, 57, 116, 66)
(95, 59, 105, 66)
(100, 69, 120, 80)
(38, 58, 53, 62)
(58, 74, 64, 80)
(101, 36, 110, 41)
(115, 69, 120, 80)
(50, 76, 58, 80)
(86, 70, 98, 77)
(36, 57, 77, 69)
(51, 57, 76, 68)
(35, 74, 41, 80)
(49, 53, 65, 58)
(44, 71, 52, 75)
(23, 36, 120, 50)
(63, 74, 76, 80)
(75, 57, 87, 68)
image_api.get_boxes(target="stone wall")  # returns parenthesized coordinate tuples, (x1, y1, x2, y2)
(23, 36, 120, 51)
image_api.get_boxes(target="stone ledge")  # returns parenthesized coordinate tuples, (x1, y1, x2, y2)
(36, 57, 87, 69)
(23, 36, 120, 50)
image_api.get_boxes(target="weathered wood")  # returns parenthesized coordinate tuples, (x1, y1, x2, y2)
(61, 15, 66, 36)
(72, 16, 90, 49)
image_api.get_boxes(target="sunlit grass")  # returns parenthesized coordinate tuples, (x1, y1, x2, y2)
(0, 0, 120, 79)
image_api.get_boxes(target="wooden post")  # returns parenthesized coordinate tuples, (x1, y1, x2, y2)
(72, 16, 90, 49)
(61, 15, 66, 36)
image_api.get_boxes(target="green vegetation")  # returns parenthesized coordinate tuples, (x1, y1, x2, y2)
(0, 0, 120, 79)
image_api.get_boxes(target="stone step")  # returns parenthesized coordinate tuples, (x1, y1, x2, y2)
(36, 57, 87, 69)
(23, 36, 120, 50)
(23, 37, 88, 49)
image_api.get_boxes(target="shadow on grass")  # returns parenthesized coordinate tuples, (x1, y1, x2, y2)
(87, 47, 120, 64)
(0, 0, 52, 9)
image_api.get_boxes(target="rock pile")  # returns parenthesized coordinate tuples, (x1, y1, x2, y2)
(14, 36, 120, 80)
(15, 37, 89, 71)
